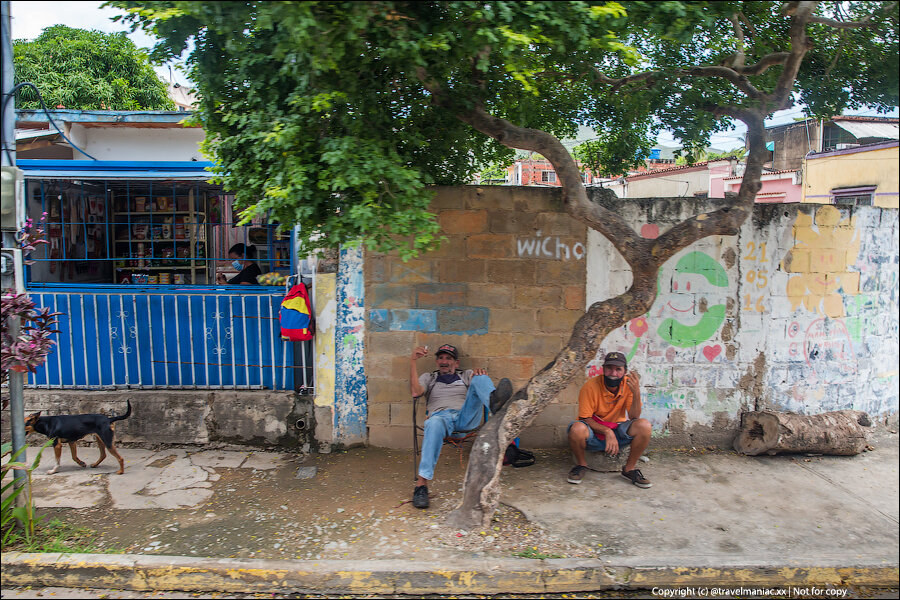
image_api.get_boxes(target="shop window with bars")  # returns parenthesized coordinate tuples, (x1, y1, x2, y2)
(24, 178, 293, 286)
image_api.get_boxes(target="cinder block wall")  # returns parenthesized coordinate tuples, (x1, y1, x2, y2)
(363, 186, 586, 449)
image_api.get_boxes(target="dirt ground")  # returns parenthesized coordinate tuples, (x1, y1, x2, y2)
(29, 445, 599, 562)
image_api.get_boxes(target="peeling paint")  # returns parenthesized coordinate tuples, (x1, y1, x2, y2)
(587, 200, 898, 433)
(334, 248, 368, 445)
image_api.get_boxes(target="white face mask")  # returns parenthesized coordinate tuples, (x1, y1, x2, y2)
(231, 260, 244, 271)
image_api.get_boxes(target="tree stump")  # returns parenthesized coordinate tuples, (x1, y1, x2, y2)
(733, 410, 872, 456)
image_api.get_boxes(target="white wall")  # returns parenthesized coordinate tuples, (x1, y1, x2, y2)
(69, 124, 206, 161)
(586, 197, 899, 437)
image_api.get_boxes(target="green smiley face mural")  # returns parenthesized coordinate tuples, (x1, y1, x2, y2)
(656, 251, 729, 348)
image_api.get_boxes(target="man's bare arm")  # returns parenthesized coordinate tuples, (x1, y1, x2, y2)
(410, 346, 427, 397)
(626, 371, 642, 419)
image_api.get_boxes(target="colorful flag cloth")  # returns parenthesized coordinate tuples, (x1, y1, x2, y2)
(280, 284, 313, 341)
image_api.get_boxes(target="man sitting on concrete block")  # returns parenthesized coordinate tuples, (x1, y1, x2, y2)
(409, 343, 512, 509)
(566, 351, 652, 488)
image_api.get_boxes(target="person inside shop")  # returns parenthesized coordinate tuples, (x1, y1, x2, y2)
(217, 243, 263, 285)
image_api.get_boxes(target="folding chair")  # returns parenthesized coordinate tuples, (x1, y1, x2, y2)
(412, 394, 490, 479)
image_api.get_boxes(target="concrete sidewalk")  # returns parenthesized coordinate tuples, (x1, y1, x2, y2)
(2, 429, 898, 595)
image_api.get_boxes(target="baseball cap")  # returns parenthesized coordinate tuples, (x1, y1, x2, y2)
(434, 344, 459, 359)
(603, 351, 627, 368)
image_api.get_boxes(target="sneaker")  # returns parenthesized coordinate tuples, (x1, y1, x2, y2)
(490, 378, 513, 413)
(567, 465, 588, 484)
(412, 485, 429, 509)
(621, 467, 652, 488)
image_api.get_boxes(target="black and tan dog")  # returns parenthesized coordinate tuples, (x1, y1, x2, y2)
(24, 400, 132, 475)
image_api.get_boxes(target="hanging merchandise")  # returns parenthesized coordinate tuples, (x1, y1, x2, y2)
(279, 283, 314, 341)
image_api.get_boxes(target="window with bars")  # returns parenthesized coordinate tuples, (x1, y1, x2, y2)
(831, 186, 875, 206)
(540, 170, 557, 183)
(24, 177, 293, 286)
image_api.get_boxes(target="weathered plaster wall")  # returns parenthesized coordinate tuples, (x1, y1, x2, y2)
(313, 273, 337, 451)
(587, 193, 899, 447)
(363, 186, 587, 449)
(18, 390, 300, 447)
(333, 247, 368, 447)
(362, 187, 897, 451)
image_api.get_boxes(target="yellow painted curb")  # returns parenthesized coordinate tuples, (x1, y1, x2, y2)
(2, 553, 897, 594)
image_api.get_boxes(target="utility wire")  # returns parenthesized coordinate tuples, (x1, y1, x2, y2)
(2, 81, 100, 163)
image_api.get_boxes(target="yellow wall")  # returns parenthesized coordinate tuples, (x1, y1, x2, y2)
(802, 144, 899, 208)
(314, 273, 337, 409)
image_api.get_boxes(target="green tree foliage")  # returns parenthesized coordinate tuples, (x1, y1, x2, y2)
(13, 25, 174, 111)
(111, 1, 898, 528)
(109, 1, 896, 259)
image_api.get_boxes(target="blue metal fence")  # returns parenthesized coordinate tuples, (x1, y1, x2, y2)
(26, 287, 311, 390)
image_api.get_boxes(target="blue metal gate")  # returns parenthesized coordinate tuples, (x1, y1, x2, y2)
(26, 287, 312, 390)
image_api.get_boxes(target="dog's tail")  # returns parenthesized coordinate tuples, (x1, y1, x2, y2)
(109, 399, 132, 423)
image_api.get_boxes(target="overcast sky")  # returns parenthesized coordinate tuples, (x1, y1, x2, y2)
(10, 1, 896, 150)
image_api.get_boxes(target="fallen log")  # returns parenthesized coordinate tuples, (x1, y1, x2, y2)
(733, 409, 871, 456)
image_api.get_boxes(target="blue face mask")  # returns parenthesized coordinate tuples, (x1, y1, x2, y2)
(231, 260, 244, 271)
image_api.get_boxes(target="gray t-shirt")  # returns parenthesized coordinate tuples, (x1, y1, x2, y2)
(419, 370, 474, 414)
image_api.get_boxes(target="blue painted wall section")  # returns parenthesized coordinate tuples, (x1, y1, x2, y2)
(335, 247, 369, 444)
(368, 306, 488, 335)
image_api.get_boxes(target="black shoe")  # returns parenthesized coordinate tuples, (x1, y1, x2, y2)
(490, 378, 513, 413)
(567, 464, 588, 484)
(412, 485, 429, 509)
(621, 467, 652, 488)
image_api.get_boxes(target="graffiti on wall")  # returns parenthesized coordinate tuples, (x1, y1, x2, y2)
(585, 203, 897, 426)
(588, 248, 732, 380)
(335, 247, 368, 443)
(517, 231, 585, 260)
(656, 251, 729, 348)
(784, 205, 861, 318)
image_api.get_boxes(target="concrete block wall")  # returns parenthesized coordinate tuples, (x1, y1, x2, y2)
(363, 186, 587, 448)
(17, 390, 304, 448)
(587, 192, 899, 447)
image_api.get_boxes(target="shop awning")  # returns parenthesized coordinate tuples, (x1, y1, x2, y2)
(832, 121, 899, 141)
(17, 159, 216, 180)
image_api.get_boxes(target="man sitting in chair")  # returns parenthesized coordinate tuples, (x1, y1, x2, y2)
(409, 343, 512, 509)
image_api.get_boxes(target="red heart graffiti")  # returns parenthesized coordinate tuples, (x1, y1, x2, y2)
(702, 344, 722, 361)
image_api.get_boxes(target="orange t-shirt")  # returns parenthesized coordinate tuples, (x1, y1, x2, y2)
(577, 376, 633, 423)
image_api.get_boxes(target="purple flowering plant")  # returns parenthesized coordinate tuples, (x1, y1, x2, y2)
(15, 212, 50, 265)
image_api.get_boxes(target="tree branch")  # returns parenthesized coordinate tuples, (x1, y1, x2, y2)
(729, 13, 747, 69)
(686, 66, 766, 100)
(454, 106, 652, 265)
(736, 52, 791, 76)
(591, 67, 661, 93)
(772, 1, 816, 108)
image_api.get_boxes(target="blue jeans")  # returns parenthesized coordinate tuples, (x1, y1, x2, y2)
(417, 374, 494, 481)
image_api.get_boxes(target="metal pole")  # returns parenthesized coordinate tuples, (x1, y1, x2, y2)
(8, 249, 29, 503)
(1, 0, 14, 168)
(2, 0, 30, 505)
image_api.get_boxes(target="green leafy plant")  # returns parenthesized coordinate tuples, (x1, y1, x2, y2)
(2, 440, 52, 548)
(513, 547, 564, 559)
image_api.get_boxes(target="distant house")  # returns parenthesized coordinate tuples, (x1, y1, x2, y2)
(762, 115, 898, 171)
(802, 140, 899, 208)
(505, 158, 602, 187)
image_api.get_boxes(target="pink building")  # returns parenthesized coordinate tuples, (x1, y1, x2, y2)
(722, 169, 802, 203)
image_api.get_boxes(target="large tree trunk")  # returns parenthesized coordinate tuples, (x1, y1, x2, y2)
(733, 410, 872, 456)
(443, 4, 817, 529)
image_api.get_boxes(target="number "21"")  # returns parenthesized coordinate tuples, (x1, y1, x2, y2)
(743, 241, 768, 262)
